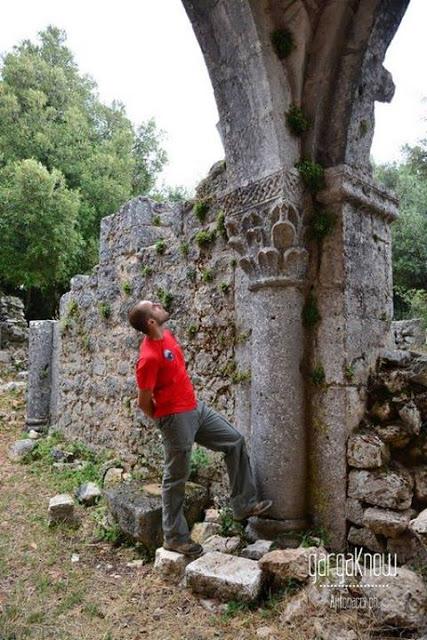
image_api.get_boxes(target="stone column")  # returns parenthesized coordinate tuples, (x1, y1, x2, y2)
(309, 165, 398, 549)
(223, 168, 309, 537)
(26, 320, 55, 432)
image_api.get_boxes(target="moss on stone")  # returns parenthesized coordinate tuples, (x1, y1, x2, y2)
(308, 207, 337, 241)
(271, 28, 295, 59)
(296, 160, 325, 193)
(122, 281, 132, 296)
(98, 302, 111, 320)
(286, 104, 310, 136)
(302, 291, 321, 328)
(310, 364, 326, 386)
(155, 238, 166, 255)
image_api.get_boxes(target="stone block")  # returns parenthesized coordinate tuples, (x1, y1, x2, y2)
(347, 526, 385, 553)
(184, 551, 263, 603)
(398, 401, 422, 435)
(345, 498, 364, 526)
(191, 521, 222, 543)
(204, 508, 220, 523)
(362, 507, 411, 538)
(413, 466, 427, 502)
(103, 480, 208, 550)
(240, 539, 275, 560)
(347, 432, 390, 468)
(409, 508, 427, 547)
(154, 547, 193, 583)
(259, 546, 326, 583)
(8, 439, 36, 461)
(48, 494, 75, 525)
(357, 567, 427, 629)
(202, 535, 241, 554)
(348, 467, 413, 510)
(75, 482, 101, 506)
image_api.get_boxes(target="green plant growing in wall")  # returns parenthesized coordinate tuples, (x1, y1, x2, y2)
(216, 210, 227, 239)
(308, 207, 337, 241)
(157, 287, 174, 311)
(344, 364, 355, 382)
(141, 265, 153, 277)
(302, 291, 321, 328)
(231, 369, 251, 384)
(286, 104, 310, 136)
(235, 330, 251, 344)
(122, 281, 132, 296)
(152, 214, 161, 226)
(155, 238, 166, 255)
(98, 302, 111, 320)
(220, 281, 230, 294)
(359, 119, 369, 137)
(190, 446, 211, 477)
(201, 268, 214, 283)
(81, 333, 91, 352)
(186, 267, 197, 282)
(230, 257, 237, 268)
(296, 160, 325, 193)
(310, 364, 326, 387)
(271, 28, 295, 59)
(193, 199, 210, 222)
(195, 229, 216, 248)
(67, 299, 79, 318)
(187, 324, 198, 338)
(180, 241, 189, 257)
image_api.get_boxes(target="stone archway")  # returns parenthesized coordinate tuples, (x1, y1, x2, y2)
(181, 0, 409, 549)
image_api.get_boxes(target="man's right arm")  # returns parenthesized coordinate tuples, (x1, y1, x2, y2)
(138, 388, 156, 418)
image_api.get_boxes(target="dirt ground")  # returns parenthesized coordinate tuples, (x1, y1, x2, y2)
(0, 376, 419, 640)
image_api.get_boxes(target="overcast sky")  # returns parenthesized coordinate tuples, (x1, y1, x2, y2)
(1, 0, 426, 192)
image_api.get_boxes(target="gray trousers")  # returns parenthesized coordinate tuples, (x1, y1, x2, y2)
(155, 399, 258, 544)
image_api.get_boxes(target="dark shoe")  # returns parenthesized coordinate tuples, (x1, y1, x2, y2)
(234, 499, 273, 522)
(163, 539, 203, 557)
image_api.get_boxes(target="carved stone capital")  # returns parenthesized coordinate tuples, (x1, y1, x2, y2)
(317, 165, 399, 221)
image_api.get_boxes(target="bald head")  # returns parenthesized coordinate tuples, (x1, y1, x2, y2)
(128, 300, 154, 334)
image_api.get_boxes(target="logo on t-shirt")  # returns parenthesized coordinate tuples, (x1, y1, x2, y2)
(163, 349, 175, 361)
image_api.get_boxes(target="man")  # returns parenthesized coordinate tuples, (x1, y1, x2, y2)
(128, 299, 272, 557)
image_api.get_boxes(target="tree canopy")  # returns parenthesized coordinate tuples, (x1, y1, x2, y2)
(0, 26, 167, 317)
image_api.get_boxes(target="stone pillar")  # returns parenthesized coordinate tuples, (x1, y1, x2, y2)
(223, 168, 309, 536)
(26, 320, 56, 431)
(308, 165, 398, 549)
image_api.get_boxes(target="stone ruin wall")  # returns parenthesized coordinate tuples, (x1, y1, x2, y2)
(0, 295, 28, 371)
(45, 163, 253, 489)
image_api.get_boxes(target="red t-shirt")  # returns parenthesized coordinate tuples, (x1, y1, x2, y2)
(135, 328, 197, 418)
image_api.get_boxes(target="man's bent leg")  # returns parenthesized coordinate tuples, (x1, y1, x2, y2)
(194, 400, 258, 520)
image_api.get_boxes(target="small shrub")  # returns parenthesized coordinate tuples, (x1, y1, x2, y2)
(302, 291, 321, 328)
(218, 505, 244, 538)
(215, 210, 227, 239)
(296, 160, 325, 193)
(195, 229, 216, 248)
(157, 287, 174, 311)
(345, 364, 355, 381)
(180, 241, 189, 257)
(187, 324, 198, 338)
(193, 199, 210, 222)
(219, 281, 230, 294)
(286, 104, 310, 136)
(271, 28, 295, 59)
(152, 214, 161, 226)
(98, 302, 111, 320)
(186, 267, 197, 282)
(310, 364, 326, 387)
(141, 265, 153, 277)
(190, 447, 210, 477)
(122, 281, 132, 296)
(201, 268, 214, 283)
(308, 207, 336, 241)
(155, 238, 166, 255)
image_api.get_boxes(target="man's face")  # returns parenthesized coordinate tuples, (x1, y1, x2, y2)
(143, 300, 169, 327)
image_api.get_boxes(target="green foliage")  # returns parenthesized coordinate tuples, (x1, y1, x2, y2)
(189, 446, 210, 477)
(150, 184, 192, 203)
(66, 299, 79, 318)
(286, 104, 310, 136)
(122, 281, 132, 296)
(0, 26, 166, 316)
(220, 600, 251, 621)
(141, 265, 153, 277)
(270, 28, 295, 59)
(156, 287, 173, 310)
(218, 505, 244, 538)
(308, 207, 337, 241)
(219, 281, 230, 294)
(215, 209, 227, 239)
(186, 266, 197, 282)
(98, 302, 111, 320)
(310, 364, 326, 387)
(394, 286, 427, 329)
(152, 214, 161, 226)
(296, 160, 326, 193)
(302, 291, 321, 328)
(155, 238, 166, 255)
(201, 268, 214, 283)
(187, 324, 198, 338)
(344, 364, 355, 381)
(180, 241, 189, 257)
(230, 257, 237, 268)
(195, 228, 216, 248)
(193, 199, 210, 222)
